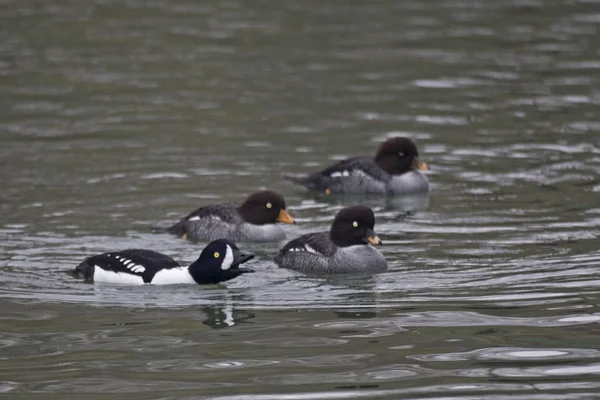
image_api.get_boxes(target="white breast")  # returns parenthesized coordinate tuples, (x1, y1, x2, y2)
(93, 267, 145, 285)
(390, 171, 429, 194)
(150, 267, 197, 285)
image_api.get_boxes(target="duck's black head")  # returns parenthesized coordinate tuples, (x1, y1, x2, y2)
(238, 190, 295, 226)
(329, 205, 382, 247)
(189, 239, 255, 284)
(374, 137, 429, 175)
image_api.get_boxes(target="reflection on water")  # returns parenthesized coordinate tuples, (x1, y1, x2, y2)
(201, 304, 256, 329)
(1, 0, 600, 398)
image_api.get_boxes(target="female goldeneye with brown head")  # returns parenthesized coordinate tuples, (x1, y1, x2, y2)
(275, 205, 387, 273)
(167, 190, 295, 242)
(73, 239, 254, 285)
(284, 137, 429, 195)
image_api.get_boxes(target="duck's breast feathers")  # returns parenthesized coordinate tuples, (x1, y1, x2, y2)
(86, 249, 179, 283)
(278, 232, 336, 258)
(389, 171, 430, 194)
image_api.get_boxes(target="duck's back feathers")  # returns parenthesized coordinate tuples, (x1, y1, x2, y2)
(167, 203, 245, 239)
(275, 232, 334, 272)
(320, 157, 391, 183)
(74, 249, 180, 284)
(285, 157, 390, 194)
(278, 232, 335, 257)
(168, 203, 240, 235)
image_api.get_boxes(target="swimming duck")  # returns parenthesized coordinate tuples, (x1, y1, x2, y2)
(167, 190, 295, 242)
(73, 239, 255, 285)
(275, 205, 387, 273)
(284, 137, 429, 195)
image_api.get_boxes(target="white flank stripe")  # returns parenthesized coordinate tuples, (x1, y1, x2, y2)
(330, 171, 343, 178)
(94, 266, 145, 285)
(304, 245, 318, 254)
(222, 245, 234, 270)
(151, 267, 196, 285)
(188, 216, 200, 221)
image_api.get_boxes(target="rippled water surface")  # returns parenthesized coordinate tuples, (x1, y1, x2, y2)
(2, 0, 600, 398)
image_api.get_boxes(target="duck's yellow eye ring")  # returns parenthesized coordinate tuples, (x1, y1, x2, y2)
(266, 202, 272, 209)
(214, 252, 220, 258)
(352, 221, 358, 227)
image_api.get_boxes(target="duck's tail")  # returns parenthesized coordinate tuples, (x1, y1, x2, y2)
(159, 220, 186, 236)
(283, 173, 315, 189)
(71, 259, 93, 282)
(151, 222, 180, 235)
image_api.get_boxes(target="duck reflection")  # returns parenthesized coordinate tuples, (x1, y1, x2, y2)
(201, 304, 255, 329)
(310, 192, 430, 214)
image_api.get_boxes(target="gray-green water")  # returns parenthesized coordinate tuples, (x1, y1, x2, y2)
(2, 0, 600, 399)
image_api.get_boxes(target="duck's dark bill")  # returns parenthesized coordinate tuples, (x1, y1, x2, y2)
(235, 252, 255, 265)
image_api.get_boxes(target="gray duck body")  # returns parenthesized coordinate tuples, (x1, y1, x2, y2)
(275, 205, 387, 274)
(168, 203, 286, 242)
(284, 137, 429, 195)
(167, 190, 294, 243)
(275, 231, 387, 273)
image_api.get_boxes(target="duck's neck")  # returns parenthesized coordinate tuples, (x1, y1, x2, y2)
(187, 260, 222, 284)
(374, 154, 410, 175)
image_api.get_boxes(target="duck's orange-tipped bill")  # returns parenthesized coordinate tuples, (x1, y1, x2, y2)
(277, 209, 295, 224)
(367, 235, 382, 246)
(413, 158, 429, 171)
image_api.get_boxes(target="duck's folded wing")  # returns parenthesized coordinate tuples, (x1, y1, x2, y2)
(319, 157, 391, 182)
(168, 203, 241, 235)
(286, 157, 390, 190)
(183, 203, 241, 223)
(279, 232, 336, 257)
(88, 249, 179, 276)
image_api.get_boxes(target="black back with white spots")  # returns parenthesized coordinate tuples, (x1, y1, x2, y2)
(74, 249, 180, 283)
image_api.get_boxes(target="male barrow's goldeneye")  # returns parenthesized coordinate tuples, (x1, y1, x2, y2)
(167, 190, 295, 242)
(73, 239, 255, 285)
(275, 205, 387, 273)
(284, 137, 429, 195)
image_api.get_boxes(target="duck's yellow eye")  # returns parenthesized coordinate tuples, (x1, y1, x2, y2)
(266, 202, 272, 209)
(352, 221, 358, 227)
(213, 252, 220, 258)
